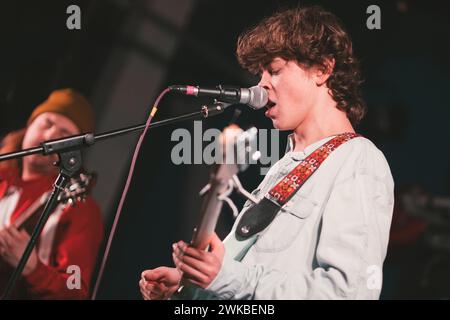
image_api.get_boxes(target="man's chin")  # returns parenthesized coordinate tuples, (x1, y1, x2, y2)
(271, 119, 280, 129)
(272, 121, 292, 131)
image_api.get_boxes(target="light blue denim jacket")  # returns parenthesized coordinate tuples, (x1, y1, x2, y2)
(176, 135, 394, 300)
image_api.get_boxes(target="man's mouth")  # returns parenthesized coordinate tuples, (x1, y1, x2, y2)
(265, 100, 276, 118)
(265, 100, 276, 109)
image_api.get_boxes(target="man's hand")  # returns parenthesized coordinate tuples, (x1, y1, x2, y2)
(172, 232, 224, 289)
(0, 226, 38, 275)
(139, 267, 181, 300)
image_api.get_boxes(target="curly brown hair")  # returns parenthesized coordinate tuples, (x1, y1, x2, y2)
(236, 5, 366, 125)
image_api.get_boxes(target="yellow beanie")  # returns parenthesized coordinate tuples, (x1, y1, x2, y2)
(28, 88, 94, 133)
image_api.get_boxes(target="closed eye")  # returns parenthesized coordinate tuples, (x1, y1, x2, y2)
(269, 69, 280, 76)
(60, 128, 71, 136)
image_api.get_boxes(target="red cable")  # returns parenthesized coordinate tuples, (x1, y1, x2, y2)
(91, 88, 170, 299)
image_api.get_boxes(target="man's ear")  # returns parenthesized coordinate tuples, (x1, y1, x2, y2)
(315, 57, 335, 86)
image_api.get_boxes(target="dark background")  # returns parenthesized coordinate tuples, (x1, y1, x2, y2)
(1, 0, 449, 299)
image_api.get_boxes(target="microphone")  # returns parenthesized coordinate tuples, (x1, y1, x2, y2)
(168, 85, 268, 110)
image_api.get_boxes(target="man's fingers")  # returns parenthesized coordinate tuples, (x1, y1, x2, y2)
(5, 226, 22, 240)
(173, 237, 223, 261)
(149, 282, 167, 295)
(173, 242, 205, 261)
(139, 279, 151, 300)
(149, 283, 167, 300)
(173, 242, 218, 267)
(172, 252, 208, 284)
(139, 278, 153, 290)
(172, 251, 183, 270)
(141, 269, 163, 282)
(140, 287, 151, 300)
(0, 235, 7, 248)
(209, 233, 224, 256)
(174, 251, 212, 275)
(140, 279, 164, 300)
(0, 230, 13, 248)
(18, 228, 30, 239)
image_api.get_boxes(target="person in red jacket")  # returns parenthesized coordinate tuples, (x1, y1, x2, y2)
(0, 89, 104, 299)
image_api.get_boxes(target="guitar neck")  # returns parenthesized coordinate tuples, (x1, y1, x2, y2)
(190, 177, 230, 250)
(188, 126, 258, 250)
(12, 192, 49, 229)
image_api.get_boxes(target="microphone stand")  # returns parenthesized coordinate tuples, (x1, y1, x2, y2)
(0, 101, 230, 299)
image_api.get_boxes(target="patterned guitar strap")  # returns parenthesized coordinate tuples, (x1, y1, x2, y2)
(236, 132, 361, 239)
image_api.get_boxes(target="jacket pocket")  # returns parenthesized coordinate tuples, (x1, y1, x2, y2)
(254, 194, 317, 252)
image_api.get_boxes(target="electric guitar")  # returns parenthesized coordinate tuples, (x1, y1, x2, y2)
(173, 125, 260, 297)
(189, 125, 259, 251)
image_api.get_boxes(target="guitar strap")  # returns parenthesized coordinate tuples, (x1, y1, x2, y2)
(236, 132, 361, 239)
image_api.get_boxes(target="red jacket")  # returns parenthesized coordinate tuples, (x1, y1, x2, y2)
(0, 168, 104, 299)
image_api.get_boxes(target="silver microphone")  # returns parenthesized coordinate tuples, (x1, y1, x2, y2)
(169, 85, 268, 110)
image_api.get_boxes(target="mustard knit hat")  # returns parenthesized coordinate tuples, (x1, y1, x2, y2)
(27, 88, 94, 133)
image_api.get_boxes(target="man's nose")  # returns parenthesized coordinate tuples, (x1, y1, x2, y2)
(257, 71, 271, 89)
